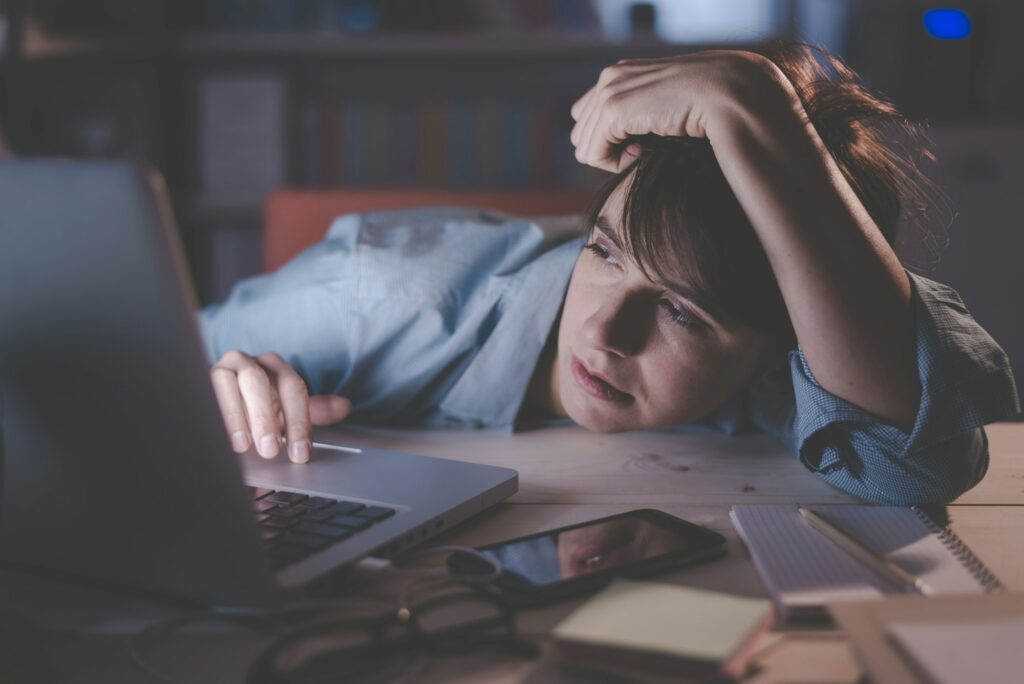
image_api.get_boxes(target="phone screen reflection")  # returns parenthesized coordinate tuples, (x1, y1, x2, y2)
(485, 515, 700, 587)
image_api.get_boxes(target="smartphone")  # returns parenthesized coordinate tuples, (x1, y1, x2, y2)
(451, 509, 727, 607)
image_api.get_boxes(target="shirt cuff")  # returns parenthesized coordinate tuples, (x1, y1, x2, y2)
(790, 271, 1020, 474)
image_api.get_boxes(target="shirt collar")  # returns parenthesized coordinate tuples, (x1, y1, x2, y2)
(439, 235, 585, 430)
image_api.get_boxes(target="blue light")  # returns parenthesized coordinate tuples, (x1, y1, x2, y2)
(924, 9, 972, 40)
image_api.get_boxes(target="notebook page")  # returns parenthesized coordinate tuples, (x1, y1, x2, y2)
(730, 506, 889, 611)
(887, 618, 1024, 684)
(818, 506, 984, 593)
(730, 506, 987, 613)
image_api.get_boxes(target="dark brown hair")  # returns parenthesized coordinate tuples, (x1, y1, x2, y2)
(583, 39, 943, 354)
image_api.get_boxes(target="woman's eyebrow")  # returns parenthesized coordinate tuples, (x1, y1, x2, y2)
(595, 216, 625, 252)
(594, 215, 723, 323)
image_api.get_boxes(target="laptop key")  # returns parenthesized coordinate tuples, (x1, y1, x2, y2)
(327, 514, 373, 531)
(295, 521, 353, 540)
(266, 492, 308, 506)
(281, 531, 333, 551)
(304, 502, 363, 521)
(356, 506, 396, 521)
(295, 497, 336, 511)
(260, 528, 282, 542)
(328, 501, 366, 516)
(248, 487, 275, 501)
(253, 499, 280, 514)
(267, 506, 305, 520)
(261, 517, 299, 530)
(304, 509, 339, 522)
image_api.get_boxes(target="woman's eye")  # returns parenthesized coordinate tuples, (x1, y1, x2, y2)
(584, 242, 613, 263)
(659, 300, 699, 329)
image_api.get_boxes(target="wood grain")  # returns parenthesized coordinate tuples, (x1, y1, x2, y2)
(316, 421, 1024, 505)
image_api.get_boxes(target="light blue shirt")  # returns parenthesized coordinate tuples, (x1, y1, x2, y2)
(199, 207, 1020, 505)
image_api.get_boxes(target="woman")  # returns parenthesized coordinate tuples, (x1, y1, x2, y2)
(200, 40, 1019, 505)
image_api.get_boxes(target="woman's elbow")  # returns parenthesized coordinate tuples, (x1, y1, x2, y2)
(912, 427, 990, 505)
(816, 427, 990, 506)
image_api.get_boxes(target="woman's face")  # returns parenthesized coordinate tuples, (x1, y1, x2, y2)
(551, 180, 769, 433)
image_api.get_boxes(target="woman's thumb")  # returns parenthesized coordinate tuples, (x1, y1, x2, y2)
(615, 143, 641, 173)
(309, 395, 353, 425)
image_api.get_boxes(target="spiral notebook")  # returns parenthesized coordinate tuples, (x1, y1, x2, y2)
(729, 505, 1003, 623)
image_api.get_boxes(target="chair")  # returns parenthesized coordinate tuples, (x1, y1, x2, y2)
(262, 189, 591, 273)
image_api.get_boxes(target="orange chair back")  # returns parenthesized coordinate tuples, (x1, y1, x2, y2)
(262, 189, 590, 273)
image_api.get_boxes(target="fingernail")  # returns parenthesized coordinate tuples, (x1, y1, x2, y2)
(290, 440, 310, 464)
(259, 434, 279, 459)
(231, 431, 250, 452)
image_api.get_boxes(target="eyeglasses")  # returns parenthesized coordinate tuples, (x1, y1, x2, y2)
(132, 546, 537, 684)
(245, 583, 539, 684)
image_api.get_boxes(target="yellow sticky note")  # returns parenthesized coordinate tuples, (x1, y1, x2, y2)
(553, 579, 771, 662)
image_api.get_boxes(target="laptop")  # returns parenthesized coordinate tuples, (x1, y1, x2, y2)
(0, 159, 518, 608)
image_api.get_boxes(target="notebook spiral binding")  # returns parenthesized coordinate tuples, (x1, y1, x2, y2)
(912, 507, 1006, 592)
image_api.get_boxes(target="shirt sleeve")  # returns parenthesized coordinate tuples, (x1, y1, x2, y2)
(196, 207, 556, 427)
(196, 212, 462, 424)
(750, 271, 1021, 505)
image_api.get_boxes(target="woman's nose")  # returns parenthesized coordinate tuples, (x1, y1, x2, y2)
(581, 294, 645, 356)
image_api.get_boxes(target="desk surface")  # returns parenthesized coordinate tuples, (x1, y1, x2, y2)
(3, 422, 1022, 683)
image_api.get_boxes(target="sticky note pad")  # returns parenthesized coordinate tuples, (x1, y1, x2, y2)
(553, 579, 772, 663)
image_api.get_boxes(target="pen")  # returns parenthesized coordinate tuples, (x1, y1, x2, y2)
(797, 506, 935, 596)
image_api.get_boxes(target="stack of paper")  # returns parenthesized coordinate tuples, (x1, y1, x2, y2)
(550, 579, 772, 683)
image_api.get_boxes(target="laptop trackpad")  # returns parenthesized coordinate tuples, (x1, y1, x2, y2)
(238, 443, 425, 509)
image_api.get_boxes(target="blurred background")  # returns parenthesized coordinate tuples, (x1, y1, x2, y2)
(0, 0, 1021, 398)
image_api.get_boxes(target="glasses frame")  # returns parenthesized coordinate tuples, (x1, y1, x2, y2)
(246, 583, 539, 684)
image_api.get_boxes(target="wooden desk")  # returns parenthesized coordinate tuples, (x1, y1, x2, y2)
(2, 422, 1022, 683)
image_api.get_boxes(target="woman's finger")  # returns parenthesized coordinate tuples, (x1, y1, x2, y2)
(570, 83, 599, 144)
(209, 365, 252, 453)
(571, 62, 623, 140)
(579, 97, 623, 172)
(577, 70, 642, 170)
(309, 395, 353, 425)
(573, 85, 607, 166)
(616, 143, 641, 173)
(570, 87, 592, 122)
(258, 352, 313, 464)
(583, 81, 656, 171)
(229, 355, 282, 459)
(577, 64, 682, 170)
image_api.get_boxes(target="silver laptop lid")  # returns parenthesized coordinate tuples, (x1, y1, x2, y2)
(0, 159, 280, 607)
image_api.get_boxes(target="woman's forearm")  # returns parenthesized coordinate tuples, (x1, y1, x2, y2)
(706, 58, 920, 430)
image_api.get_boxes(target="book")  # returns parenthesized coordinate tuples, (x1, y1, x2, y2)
(829, 592, 1024, 684)
(729, 505, 1003, 624)
(549, 579, 772, 683)
(198, 74, 285, 206)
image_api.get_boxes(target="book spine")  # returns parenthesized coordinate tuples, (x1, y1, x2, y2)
(505, 98, 529, 188)
(392, 101, 415, 186)
(418, 101, 449, 186)
(345, 100, 364, 186)
(449, 99, 474, 188)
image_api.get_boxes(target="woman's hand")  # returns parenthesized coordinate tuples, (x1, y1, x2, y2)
(570, 50, 783, 172)
(210, 350, 352, 463)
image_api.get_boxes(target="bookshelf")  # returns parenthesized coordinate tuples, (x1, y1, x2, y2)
(0, 7, 767, 302)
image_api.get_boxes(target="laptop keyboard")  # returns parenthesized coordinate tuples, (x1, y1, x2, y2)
(247, 486, 396, 569)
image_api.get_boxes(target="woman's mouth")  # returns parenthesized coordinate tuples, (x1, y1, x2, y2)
(571, 356, 632, 403)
